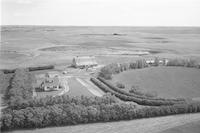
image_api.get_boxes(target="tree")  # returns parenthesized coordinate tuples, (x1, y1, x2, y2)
(154, 57, 159, 66)
(116, 82, 125, 89)
(5, 68, 36, 105)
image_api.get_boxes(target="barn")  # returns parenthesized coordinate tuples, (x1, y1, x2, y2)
(72, 56, 98, 68)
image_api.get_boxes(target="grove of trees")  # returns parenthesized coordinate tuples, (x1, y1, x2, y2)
(1, 94, 200, 131)
(3, 68, 36, 106)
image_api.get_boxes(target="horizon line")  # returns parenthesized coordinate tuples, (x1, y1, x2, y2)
(1, 25, 200, 27)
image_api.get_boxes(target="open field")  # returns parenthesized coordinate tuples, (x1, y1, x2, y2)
(1, 26, 200, 69)
(9, 113, 200, 133)
(112, 66, 200, 99)
(161, 120, 200, 133)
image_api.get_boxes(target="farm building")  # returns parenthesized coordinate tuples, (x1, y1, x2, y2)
(145, 58, 155, 64)
(145, 58, 169, 66)
(40, 72, 60, 91)
(72, 56, 98, 68)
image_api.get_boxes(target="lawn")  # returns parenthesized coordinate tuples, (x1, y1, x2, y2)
(112, 66, 200, 99)
(161, 120, 200, 133)
(66, 77, 94, 97)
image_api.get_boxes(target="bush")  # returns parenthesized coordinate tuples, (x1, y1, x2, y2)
(129, 85, 143, 96)
(167, 58, 199, 68)
(116, 82, 125, 89)
(28, 65, 54, 71)
(98, 67, 112, 80)
(129, 86, 158, 98)
(145, 91, 158, 98)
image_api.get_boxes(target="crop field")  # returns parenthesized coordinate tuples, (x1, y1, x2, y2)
(112, 66, 200, 99)
(1, 26, 200, 69)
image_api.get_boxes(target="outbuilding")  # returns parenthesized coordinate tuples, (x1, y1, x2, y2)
(72, 56, 98, 68)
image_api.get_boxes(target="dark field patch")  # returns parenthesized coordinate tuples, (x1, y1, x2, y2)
(144, 37, 166, 39)
(148, 50, 162, 54)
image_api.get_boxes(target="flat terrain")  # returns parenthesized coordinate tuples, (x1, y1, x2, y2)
(1, 26, 200, 69)
(112, 66, 200, 99)
(1, 26, 200, 132)
(161, 120, 200, 133)
(9, 113, 200, 133)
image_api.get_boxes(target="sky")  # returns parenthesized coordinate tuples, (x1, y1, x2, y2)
(1, 0, 200, 26)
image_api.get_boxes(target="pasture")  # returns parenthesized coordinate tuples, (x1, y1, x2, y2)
(1, 26, 200, 132)
(1, 26, 200, 69)
(112, 66, 200, 99)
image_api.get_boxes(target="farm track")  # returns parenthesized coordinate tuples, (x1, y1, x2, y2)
(12, 113, 200, 133)
(76, 77, 103, 97)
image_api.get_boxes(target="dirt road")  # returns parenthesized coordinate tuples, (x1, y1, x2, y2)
(11, 113, 200, 133)
(76, 77, 103, 97)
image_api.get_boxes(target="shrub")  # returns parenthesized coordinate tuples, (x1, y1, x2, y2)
(116, 82, 125, 89)
(166, 58, 199, 68)
(129, 85, 143, 96)
(98, 67, 112, 80)
(129, 86, 158, 98)
(28, 65, 54, 71)
(154, 57, 159, 66)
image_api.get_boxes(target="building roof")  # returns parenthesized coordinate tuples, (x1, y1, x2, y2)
(43, 77, 59, 87)
(72, 56, 98, 67)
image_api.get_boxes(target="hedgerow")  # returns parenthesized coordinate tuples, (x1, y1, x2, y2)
(166, 58, 200, 68)
(99, 59, 148, 79)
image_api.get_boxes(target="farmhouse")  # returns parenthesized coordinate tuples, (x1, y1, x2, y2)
(145, 58, 155, 64)
(40, 72, 60, 91)
(72, 56, 98, 68)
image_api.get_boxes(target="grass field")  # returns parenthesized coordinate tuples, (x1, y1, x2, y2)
(66, 77, 94, 97)
(112, 66, 200, 99)
(1, 26, 200, 69)
(161, 120, 200, 133)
